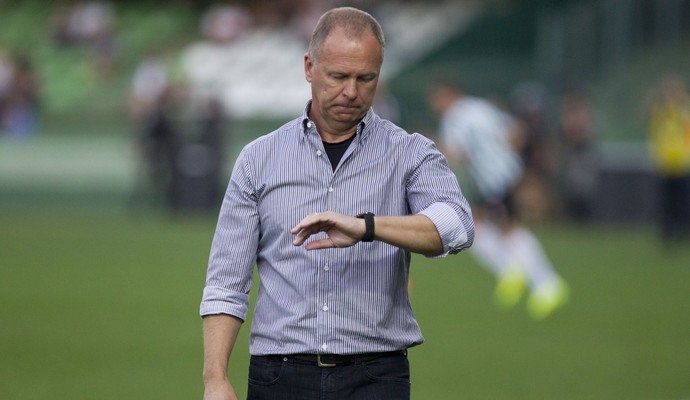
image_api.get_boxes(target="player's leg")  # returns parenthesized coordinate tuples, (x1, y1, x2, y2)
(504, 226, 569, 319)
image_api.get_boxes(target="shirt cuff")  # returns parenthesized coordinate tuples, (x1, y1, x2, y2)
(419, 202, 469, 257)
(200, 286, 250, 321)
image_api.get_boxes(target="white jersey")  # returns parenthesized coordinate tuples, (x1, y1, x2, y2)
(441, 96, 522, 199)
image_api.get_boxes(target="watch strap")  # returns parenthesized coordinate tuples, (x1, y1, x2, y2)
(356, 212, 375, 242)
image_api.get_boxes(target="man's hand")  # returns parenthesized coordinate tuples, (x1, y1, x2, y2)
(292, 212, 445, 256)
(203, 378, 238, 400)
(291, 211, 365, 250)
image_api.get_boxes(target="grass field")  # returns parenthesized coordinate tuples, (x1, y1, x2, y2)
(1, 212, 689, 399)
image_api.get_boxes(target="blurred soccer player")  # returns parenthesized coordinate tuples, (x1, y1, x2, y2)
(428, 81, 569, 320)
(648, 74, 690, 246)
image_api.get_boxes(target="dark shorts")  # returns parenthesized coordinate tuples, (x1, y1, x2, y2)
(247, 352, 411, 400)
(478, 190, 518, 222)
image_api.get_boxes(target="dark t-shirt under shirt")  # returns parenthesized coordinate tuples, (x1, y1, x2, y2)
(322, 134, 356, 171)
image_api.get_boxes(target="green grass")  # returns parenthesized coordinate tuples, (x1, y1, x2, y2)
(0, 214, 213, 399)
(1, 214, 689, 399)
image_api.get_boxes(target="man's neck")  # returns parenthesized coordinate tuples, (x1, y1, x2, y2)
(320, 128, 357, 144)
(308, 111, 360, 143)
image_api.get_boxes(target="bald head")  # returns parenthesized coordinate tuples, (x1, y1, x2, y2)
(308, 7, 385, 63)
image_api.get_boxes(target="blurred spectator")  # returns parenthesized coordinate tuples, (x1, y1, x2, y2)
(558, 88, 598, 223)
(170, 97, 229, 213)
(51, 3, 75, 48)
(90, 23, 118, 78)
(250, 0, 298, 29)
(648, 74, 690, 245)
(0, 50, 13, 124)
(287, 0, 338, 43)
(129, 54, 169, 120)
(427, 81, 569, 320)
(510, 81, 555, 222)
(128, 54, 178, 210)
(511, 81, 552, 175)
(200, 4, 253, 45)
(50, 1, 118, 78)
(0, 53, 40, 138)
(66, 1, 115, 45)
(129, 47, 230, 214)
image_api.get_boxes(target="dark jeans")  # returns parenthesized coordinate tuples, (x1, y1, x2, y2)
(247, 353, 411, 400)
(660, 174, 690, 242)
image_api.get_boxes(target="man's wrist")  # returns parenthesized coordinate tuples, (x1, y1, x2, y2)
(356, 212, 375, 242)
(203, 372, 227, 384)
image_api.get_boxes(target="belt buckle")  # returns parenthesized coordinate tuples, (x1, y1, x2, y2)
(317, 354, 337, 368)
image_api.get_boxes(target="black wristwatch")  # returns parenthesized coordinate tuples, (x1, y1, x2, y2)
(356, 212, 375, 242)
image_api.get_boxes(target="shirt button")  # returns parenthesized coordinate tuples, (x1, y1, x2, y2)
(316, 150, 322, 156)
(328, 186, 334, 193)
(321, 343, 328, 351)
(322, 304, 329, 312)
(306, 122, 313, 128)
(323, 263, 330, 271)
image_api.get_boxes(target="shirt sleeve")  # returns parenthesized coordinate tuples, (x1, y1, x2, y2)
(200, 149, 260, 320)
(407, 136, 475, 257)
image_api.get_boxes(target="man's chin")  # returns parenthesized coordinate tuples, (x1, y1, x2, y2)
(331, 109, 364, 121)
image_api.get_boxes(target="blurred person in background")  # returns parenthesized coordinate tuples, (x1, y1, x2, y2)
(558, 88, 598, 224)
(200, 4, 253, 45)
(0, 53, 40, 138)
(427, 81, 568, 320)
(201, 7, 474, 400)
(648, 74, 690, 246)
(50, 1, 118, 78)
(510, 81, 555, 223)
(127, 52, 178, 210)
(0, 49, 14, 133)
(198, 97, 229, 205)
(170, 96, 230, 214)
(287, 0, 338, 44)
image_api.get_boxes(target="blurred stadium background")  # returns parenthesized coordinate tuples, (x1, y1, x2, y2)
(1, 0, 689, 399)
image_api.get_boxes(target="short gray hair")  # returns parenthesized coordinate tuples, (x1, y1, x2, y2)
(308, 7, 385, 62)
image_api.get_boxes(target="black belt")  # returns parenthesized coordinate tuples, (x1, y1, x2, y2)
(260, 350, 407, 368)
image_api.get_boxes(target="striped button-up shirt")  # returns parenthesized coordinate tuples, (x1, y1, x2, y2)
(201, 104, 474, 356)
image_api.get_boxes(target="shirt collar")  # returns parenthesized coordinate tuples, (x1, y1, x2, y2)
(301, 100, 375, 141)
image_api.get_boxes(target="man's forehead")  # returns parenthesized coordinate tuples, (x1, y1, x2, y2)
(322, 27, 380, 50)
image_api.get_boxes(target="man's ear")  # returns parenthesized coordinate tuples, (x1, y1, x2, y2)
(304, 53, 313, 83)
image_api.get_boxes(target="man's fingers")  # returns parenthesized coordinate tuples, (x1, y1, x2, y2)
(304, 238, 334, 250)
(292, 229, 313, 246)
(292, 221, 324, 246)
(291, 212, 325, 233)
(291, 213, 343, 248)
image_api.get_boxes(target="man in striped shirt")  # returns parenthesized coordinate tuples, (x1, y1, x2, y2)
(200, 7, 474, 400)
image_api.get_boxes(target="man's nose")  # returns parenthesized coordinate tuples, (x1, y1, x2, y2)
(342, 79, 358, 100)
